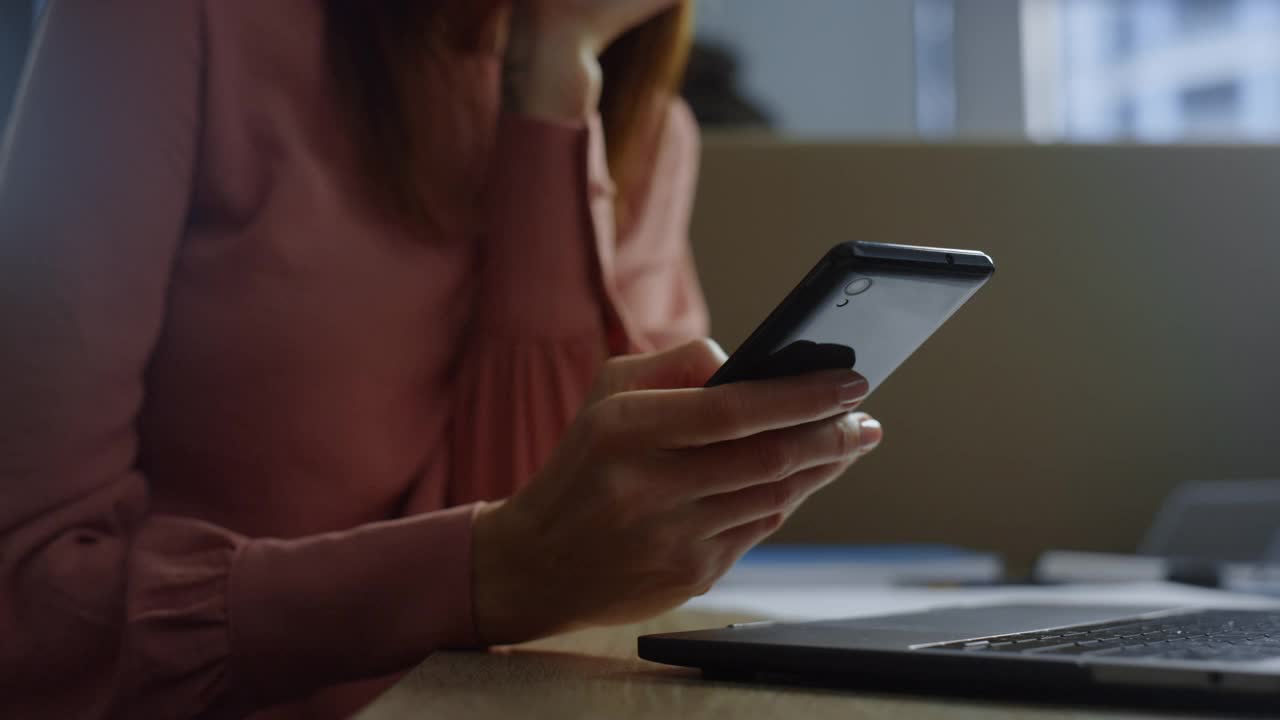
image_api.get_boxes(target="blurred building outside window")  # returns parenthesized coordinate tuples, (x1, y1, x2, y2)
(1024, 0, 1280, 142)
(692, 0, 1280, 144)
(915, 0, 958, 137)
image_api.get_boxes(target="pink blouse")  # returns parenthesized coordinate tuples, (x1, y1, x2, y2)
(0, 2, 706, 719)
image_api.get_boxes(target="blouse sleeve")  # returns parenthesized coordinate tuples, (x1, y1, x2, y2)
(444, 99, 708, 505)
(612, 99, 710, 352)
(0, 4, 479, 719)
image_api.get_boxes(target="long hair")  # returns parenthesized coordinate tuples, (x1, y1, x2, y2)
(326, 0, 694, 232)
(599, 4, 694, 219)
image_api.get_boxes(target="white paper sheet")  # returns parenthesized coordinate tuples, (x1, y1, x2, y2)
(685, 580, 1280, 622)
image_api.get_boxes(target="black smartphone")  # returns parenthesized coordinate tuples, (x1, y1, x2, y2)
(706, 241, 995, 390)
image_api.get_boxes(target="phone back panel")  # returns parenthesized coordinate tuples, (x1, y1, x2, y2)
(707, 242, 993, 390)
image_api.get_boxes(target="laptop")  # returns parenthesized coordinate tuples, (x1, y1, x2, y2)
(639, 603, 1280, 706)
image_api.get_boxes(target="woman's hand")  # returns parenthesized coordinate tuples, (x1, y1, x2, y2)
(503, 0, 684, 120)
(472, 339, 883, 645)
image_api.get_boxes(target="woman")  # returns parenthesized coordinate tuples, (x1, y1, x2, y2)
(0, 1, 882, 718)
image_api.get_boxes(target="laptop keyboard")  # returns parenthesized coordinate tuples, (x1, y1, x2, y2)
(925, 610, 1280, 663)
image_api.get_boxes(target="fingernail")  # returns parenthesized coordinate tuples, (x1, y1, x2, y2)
(858, 417, 883, 451)
(837, 375, 870, 406)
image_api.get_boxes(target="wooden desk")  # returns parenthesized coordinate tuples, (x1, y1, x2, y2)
(356, 609, 1200, 720)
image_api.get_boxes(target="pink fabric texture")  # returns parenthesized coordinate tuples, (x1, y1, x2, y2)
(0, 2, 707, 719)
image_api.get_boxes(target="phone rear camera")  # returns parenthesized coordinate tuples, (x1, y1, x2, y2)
(843, 277, 873, 296)
(945, 253, 955, 265)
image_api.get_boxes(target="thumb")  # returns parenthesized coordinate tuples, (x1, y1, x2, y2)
(607, 338, 728, 394)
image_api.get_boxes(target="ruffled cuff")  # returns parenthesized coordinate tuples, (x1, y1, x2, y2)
(226, 504, 479, 705)
(123, 517, 253, 719)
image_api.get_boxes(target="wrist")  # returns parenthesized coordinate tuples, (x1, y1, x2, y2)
(503, 27, 602, 122)
(473, 498, 561, 645)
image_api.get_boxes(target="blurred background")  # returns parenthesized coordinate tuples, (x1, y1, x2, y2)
(685, 0, 1280, 142)
(3, 0, 1279, 577)
(679, 0, 1280, 576)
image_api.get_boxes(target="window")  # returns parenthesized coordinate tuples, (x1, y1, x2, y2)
(1025, 0, 1280, 142)
(687, 0, 1280, 142)
(1114, 99, 1138, 136)
(1110, 5, 1137, 59)
(915, 0, 957, 136)
(1175, 0, 1239, 33)
(1179, 81, 1242, 136)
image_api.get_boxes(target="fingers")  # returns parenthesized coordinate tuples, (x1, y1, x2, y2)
(706, 512, 787, 559)
(608, 338, 728, 393)
(601, 368, 869, 449)
(663, 412, 879, 499)
(694, 459, 854, 540)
